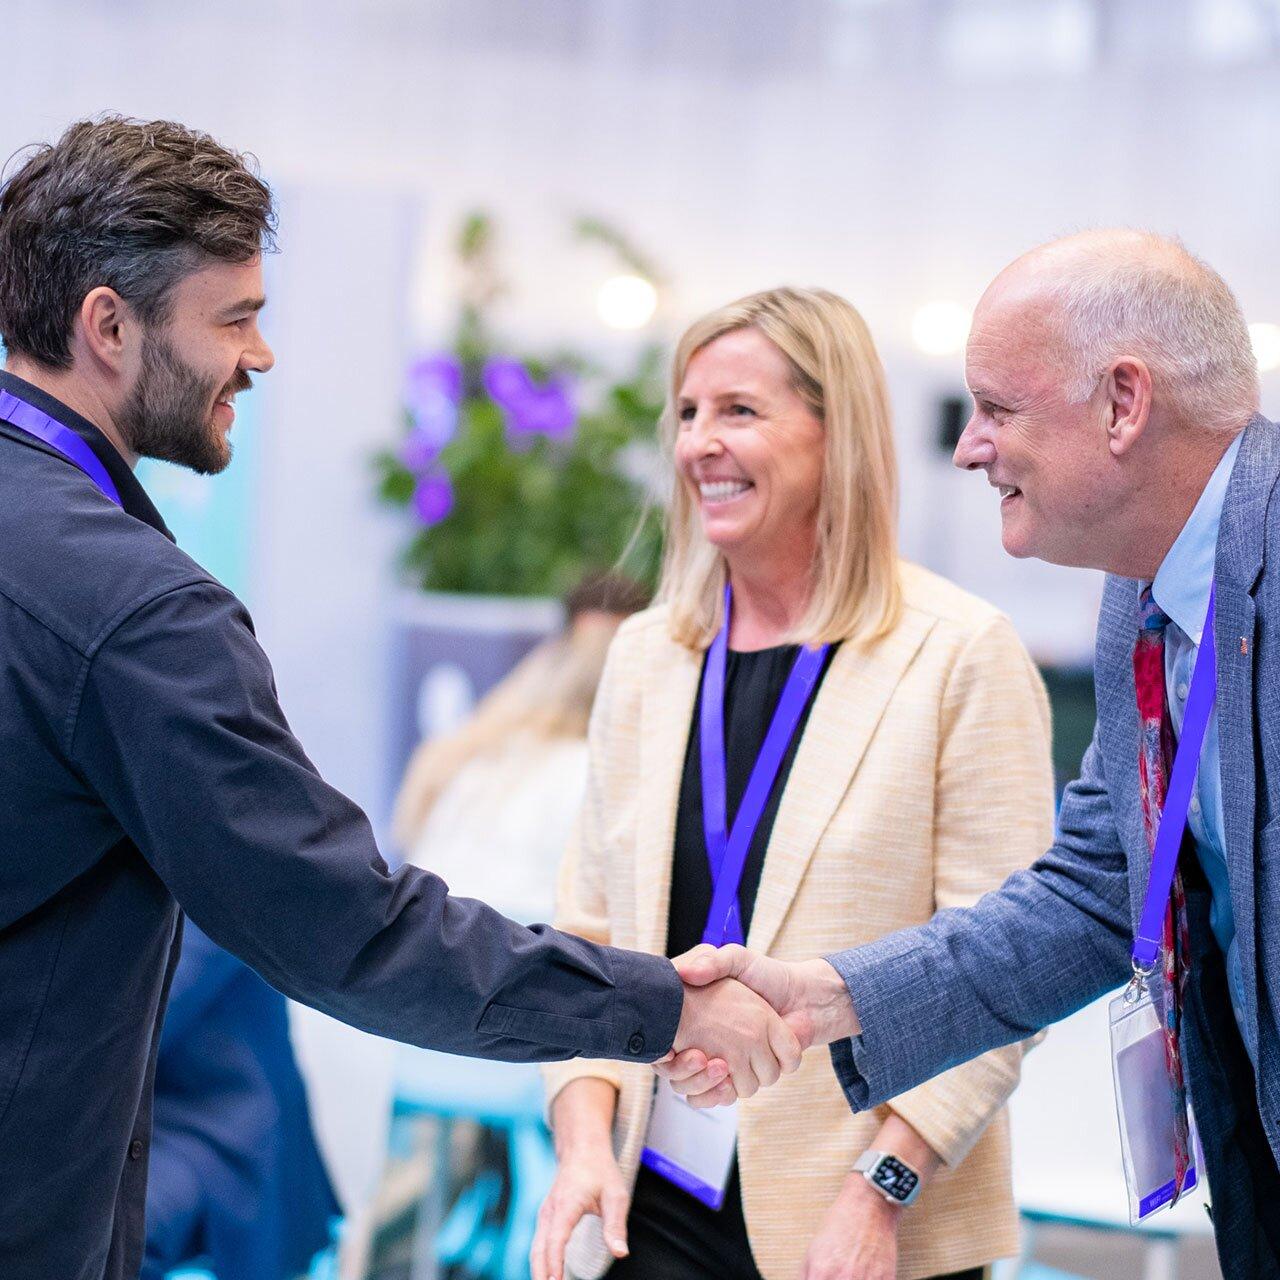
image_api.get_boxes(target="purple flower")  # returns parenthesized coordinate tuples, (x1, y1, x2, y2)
(511, 380, 576, 439)
(410, 393, 458, 449)
(481, 357, 530, 406)
(400, 428, 442, 472)
(405, 354, 463, 451)
(482, 357, 576, 441)
(412, 472, 455, 527)
(406, 354, 463, 409)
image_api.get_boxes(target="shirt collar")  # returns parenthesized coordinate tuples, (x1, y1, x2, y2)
(0, 370, 173, 541)
(1150, 430, 1243, 644)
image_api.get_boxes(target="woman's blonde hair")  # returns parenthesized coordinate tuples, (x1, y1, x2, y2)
(391, 576, 648, 847)
(658, 286, 902, 649)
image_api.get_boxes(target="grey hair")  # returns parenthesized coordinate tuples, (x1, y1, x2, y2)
(1045, 231, 1258, 433)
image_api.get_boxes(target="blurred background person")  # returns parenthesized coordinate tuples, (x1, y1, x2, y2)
(393, 572, 651, 922)
(143, 921, 339, 1280)
(355, 574, 650, 1278)
(534, 288, 1055, 1280)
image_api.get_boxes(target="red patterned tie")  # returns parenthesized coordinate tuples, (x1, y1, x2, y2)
(1134, 585, 1193, 1196)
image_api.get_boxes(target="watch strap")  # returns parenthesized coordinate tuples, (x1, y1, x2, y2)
(853, 1149, 922, 1207)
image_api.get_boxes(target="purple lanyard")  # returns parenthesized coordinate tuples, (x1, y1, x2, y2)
(1132, 583, 1218, 973)
(699, 585, 829, 946)
(0, 388, 123, 508)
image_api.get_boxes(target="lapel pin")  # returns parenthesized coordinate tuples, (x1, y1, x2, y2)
(1241, 637, 1249, 656)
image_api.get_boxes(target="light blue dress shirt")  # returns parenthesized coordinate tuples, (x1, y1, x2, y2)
(1149, 430, 1253, 1063)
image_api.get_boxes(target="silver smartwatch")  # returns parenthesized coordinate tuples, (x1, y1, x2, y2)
(853, 1150, 922, 1207)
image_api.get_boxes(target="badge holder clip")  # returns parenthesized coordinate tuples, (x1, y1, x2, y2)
(1109, 960, 1198, 1224)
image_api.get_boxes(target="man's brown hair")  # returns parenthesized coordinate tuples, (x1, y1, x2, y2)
(0, 115, 276, 368)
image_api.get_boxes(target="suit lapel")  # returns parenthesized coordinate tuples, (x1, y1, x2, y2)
(1092, 575, 1150, 927)
(747, 608, 935, 957)
(1213, 416, 1278, 1050)
(635, 627, 702, 957)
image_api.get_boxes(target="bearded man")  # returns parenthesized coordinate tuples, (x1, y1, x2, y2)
(0, 117, 799, 1280)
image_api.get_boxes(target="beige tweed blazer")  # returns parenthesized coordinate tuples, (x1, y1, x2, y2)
(544, 562, 1055, 1280)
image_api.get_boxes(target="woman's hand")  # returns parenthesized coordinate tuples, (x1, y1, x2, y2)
(531, 1079, 631, 1280)
(530, 1139, 629, 1280)
(800, 1173, 902, 1280)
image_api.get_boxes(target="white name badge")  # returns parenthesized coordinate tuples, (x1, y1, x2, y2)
(1109, 980, 1199, 1224)
(640, 1079, 738, 1209)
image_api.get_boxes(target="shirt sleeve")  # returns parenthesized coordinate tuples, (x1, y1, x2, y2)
(542, 633, 635, 1112)
(68, 580, 683, 1064)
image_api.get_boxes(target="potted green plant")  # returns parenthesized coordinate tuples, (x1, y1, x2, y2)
(374, 213, 667, 797)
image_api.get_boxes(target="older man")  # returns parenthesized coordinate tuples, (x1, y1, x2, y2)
(665, 230, 1280, 1275)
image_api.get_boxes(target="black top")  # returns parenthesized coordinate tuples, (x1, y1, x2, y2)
(666, 643, 837, 956)
(626, 642, 836, 1279)
(0, 371, 683, 1280)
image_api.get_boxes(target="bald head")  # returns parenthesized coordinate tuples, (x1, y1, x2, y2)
(993, 228, 1196, 295)
(975, 229, 1258, 433)
(956, 230, 1258, 576)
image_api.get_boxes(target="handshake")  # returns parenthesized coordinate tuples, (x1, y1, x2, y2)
(657, 944, 860, 1105)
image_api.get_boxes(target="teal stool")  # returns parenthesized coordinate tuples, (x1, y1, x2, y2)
(390, 1047, 555, 1280)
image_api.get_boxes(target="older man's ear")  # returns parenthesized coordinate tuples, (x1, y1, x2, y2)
(1101, 356, 1155, 459)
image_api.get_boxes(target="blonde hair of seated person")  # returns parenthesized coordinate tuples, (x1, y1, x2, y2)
(392, 575, 649, 849)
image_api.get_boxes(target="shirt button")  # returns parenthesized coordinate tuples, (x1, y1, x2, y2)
(1176, 681, 1189, 701)
(129, 1139, 144, 1161)
(627, 1032, 646, 1056)
(1190, 795, 1201, 815)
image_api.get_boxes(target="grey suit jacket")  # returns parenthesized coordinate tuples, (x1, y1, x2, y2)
(828, 414, 1280, 1276)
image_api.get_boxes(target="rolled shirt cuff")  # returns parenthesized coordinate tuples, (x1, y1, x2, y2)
(602, 946, 684, 1062)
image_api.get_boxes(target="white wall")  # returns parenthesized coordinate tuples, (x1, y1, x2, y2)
(6, 1, 1277, 680)
(4, 0, 1276, 1220)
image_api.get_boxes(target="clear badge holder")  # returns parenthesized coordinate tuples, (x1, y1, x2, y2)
(640, 1078, 738, 1210)
(1109, 968, 1198, 1224)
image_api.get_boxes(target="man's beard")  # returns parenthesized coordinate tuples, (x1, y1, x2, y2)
(122, 329, 248, 476)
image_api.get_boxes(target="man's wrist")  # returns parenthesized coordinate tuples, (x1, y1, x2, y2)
(799, 957, 860, 1044)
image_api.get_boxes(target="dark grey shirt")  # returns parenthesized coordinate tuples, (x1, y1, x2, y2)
(0, 372, 682, 1280)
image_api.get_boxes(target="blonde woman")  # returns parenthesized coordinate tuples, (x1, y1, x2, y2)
(534, 289, 1054, 1280)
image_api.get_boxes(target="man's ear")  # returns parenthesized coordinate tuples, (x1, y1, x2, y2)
(76, 287, 135, 374)
(1103, 357, 1153, 458)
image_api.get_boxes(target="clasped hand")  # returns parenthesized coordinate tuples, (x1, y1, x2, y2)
(659, 943, 857, 1106)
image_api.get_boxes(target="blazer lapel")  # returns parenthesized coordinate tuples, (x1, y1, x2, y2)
(747, 608, 935, 957)
(635, 627, 702, 957)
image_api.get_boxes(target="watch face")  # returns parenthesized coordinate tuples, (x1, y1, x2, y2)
(870, 1155, 919, 1202)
